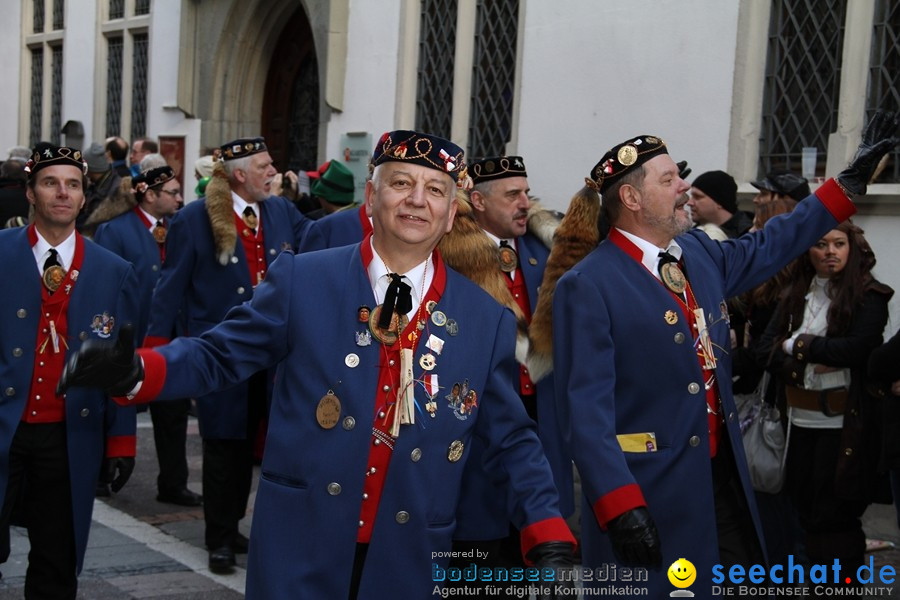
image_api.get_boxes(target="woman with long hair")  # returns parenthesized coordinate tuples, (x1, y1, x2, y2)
(758, 220, 893, 576)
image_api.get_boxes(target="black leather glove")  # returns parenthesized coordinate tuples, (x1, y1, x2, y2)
(526, 542, 576, 600)
(57, 323, 143, 397)
(676, 160, 692, 181)
(607, 507, 663, 569)
(102, 456, 135, 493)
(836, 109, 900, 196)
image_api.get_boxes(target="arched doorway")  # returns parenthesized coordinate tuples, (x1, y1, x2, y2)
(261, 9, 319, 173)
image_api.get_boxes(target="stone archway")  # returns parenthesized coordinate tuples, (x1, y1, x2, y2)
(261, 10, 319, 173)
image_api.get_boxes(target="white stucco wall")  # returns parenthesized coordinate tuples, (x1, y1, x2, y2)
(61, 0, 99, 146)
(517, 0, 740, 211)
(324, 0, 403, 161)
(146, 0, 201, 193)
(0, 3, 24, 149)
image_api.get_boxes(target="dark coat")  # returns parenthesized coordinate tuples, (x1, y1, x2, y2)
(760, 288, 892, 501)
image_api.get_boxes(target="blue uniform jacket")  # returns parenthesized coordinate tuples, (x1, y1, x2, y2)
(0, 228, 138, 572)
(455, 231, 575, 543)
(93, 209, 160, 341)
(553, 181, 855, 598)
(145, 196, 310, 438)
(136, 244, 571, 599)
(298, 204, 367, 253)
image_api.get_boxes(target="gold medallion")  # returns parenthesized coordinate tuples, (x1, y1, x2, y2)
(498, 245, 518, 273)
(660, 262, 686, 295)
(447, 440, 464, 463)
(617, 144, 638, 166)
(152, 225, 167, 244)
(664, 310, 678, 325)
(316, 391, 341, 429)
(42, 265, 66, 293)
(369, 304, 408, 346)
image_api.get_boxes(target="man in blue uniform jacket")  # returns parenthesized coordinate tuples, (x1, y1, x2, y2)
(93, 165, 202, 508)
(448, 155, 573, 596)
(0, 143, 138, 598)
(298, 197, 371, 252)
(142, 137, 312, 572)
(60, 129, 577, 600)
(552, 113, 899, 599)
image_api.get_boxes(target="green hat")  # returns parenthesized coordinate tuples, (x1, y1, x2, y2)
(311, 160, 355, 205)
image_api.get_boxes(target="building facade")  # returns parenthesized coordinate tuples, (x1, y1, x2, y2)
(4, 0, 900, 322)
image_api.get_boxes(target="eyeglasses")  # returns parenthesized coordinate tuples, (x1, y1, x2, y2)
(160, 189, 183, 197)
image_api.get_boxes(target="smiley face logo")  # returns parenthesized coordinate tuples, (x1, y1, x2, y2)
(667, 558, 696, 589)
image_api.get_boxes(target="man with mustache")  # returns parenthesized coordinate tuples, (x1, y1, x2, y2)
(142, 137, 312, 573)
(552, 119, 900, 598)
(448, 156, 573, 598)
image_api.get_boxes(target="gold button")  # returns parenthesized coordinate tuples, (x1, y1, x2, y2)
(796, 340, 804, 348)
(844, 448, 853, 456)
(796, 353, 804, 360)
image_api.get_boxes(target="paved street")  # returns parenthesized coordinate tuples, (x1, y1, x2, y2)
(0, 411, 896, 598)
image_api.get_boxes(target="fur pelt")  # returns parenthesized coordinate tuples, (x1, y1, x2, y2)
(206, 161, 237, 266)
(83, 176, 136, 235)
(526, 184, 602, 382)
(439, 191, 561, 367)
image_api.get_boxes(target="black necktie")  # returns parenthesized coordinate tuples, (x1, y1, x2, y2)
(378, 273, 412, 329)
(657, 251, 678, 278)
(658, 251, 687, 300)
(43, 248, 61, 272)
(243, 206, 257, 235)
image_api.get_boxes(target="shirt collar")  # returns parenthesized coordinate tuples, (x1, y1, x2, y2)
(232, 190, 258, 217)
(32, 228, 76, 272)
(616, 228, 683, 274)
(481, 228, 515, 249)
(138, 205, 160, 230)
(366, 237, 433, 316)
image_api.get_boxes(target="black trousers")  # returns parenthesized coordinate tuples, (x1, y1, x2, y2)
(786, 426, 867, 573)
(0, 422, 77, 599)
(149, 398, 192, 494)
(202, 372, 267, 550)
(202, 437, 253, 550)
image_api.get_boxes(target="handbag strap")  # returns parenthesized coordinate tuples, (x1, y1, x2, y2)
(781, 407, 793, 470)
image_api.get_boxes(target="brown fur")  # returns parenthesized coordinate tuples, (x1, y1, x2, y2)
(526, 185, 602, 381)
(439, 192, 564, 367)
(205, 161, 237, 265)
(439, 190, 526, 326)
(82, 176, 137, 236)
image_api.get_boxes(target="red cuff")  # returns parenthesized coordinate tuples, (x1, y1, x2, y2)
(105, 435, 136, 458)
(519, 517, 577, 565)
(815, 179, 857, 223)
(143, 336, 170, 349)
(592, 483, 646, 529)
(133, 349, 167, 403)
